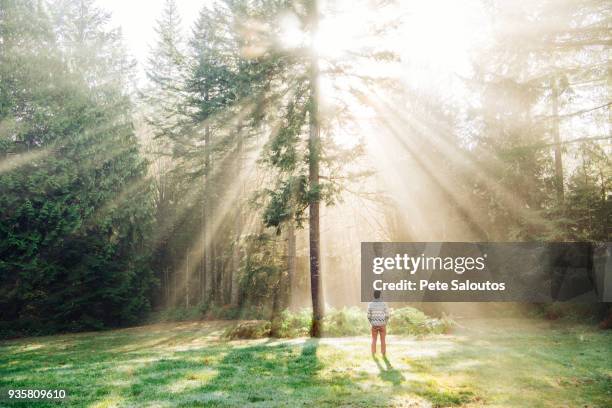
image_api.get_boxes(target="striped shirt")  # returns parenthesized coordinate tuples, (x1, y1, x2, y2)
(367, 299, 389, 327)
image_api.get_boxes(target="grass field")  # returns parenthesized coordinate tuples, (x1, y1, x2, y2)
(1, 318, 610, 407)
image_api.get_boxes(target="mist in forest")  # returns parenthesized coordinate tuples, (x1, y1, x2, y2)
(0, 0, 610, 335)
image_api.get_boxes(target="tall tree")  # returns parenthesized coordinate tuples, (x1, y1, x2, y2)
(306, 0, 323, 337)
(0, 0, 155, 334)
(241, 0, 391, 335)
(187, 5, 230, 303)
(142, 0, 188, 307)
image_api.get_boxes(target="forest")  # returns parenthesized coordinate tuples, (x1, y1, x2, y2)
(1, 0, 611, 406)
(1, 0, 610, 337)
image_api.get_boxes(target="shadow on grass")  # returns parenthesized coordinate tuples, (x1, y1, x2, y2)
(121, 339, 409, 407)
(373, 354, 405, 386)
(1, 333, 477, 407)
(13, 320, 608, 407)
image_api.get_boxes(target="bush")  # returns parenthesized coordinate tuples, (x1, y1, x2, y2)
(323, 307, 370, 336)
(275, 306, 453, 338)
(148, 306, 454, 338)
(224, 320, 271, 339)
(388, 307, 454, 335)
(276, 309, 312, 338)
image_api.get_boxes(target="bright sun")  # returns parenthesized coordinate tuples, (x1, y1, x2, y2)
(275, 0, 488, 148)
(397, 0, 487, 81)
(280, 0, 486, 78)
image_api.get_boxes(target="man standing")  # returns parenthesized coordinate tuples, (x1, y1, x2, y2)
(367, 290, 389, 356)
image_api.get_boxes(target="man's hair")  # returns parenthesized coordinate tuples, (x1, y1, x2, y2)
(373, 290, 381, 299)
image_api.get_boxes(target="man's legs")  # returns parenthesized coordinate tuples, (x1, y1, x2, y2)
(380, 326, 386, 356)
(371, 326, 378, 354)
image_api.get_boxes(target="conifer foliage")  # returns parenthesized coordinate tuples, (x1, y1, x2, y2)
(0, 0, 155, 334)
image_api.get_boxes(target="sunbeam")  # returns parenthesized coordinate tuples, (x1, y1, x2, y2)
(2, 5, 610, 399)
(0, 147, 53, 174)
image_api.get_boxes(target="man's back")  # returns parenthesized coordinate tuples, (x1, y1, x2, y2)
(367, 299, 389, 327)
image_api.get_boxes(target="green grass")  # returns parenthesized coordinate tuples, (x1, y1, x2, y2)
(0, 318, 610, 407)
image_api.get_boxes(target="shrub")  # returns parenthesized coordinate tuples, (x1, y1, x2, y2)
(276, 309, 311, 338)
(275, 306, 453, 338)
(388, 307, 454, 335)
(149, 306, 454, 338)
(323, 307, 370, 336)
(224, 320, 271, 339)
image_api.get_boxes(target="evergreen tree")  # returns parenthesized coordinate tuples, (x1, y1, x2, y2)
(141, 0, 188, 307)
(465, 0, 611, 241)
(0, 0, 155, 334)
(228, 0, 391, 335)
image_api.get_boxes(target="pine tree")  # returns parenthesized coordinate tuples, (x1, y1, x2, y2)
(466, 0, 611, 240)
(0, 0, 155, 334)
(141, 0, 189, 307)
(231, 0, 389, 336)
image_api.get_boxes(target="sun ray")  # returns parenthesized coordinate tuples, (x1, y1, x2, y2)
(0, 147, 53, 174)
(358, 85, 556, 237)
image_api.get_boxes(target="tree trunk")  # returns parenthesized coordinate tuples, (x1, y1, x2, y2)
(270, 269, 282, 337)
(185, 253, 190, 308)
(210, 240, 217, 303)
(215, 242, 222, 303)
(231, 206, 241, 306)
(270, 238, 282, 337)
(164, 267, 169, 307)
(231, 132, 243, 306)
(173, 267, 177, 306)
(308, 0, 323, 338)
(200, 188, 205, 302)
(287, 220, 296, 309)
(551, 79, 564, 203)
(230, 241, 240, 306)
(204, 123, 212, 303)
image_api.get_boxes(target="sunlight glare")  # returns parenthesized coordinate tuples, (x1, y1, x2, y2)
(398, 0, 488, 84)
(278, 12, 305, 50)
(315, 0, 373, 57)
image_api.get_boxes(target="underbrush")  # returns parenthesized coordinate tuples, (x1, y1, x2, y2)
(224, 320, 271, 339)
(148, 302, 268, 323)
(224, 307, 455, 339)
(387, 307, 454, 335)
(530, 303, 607, 323)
